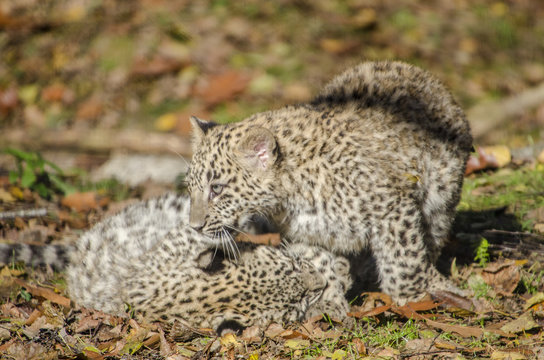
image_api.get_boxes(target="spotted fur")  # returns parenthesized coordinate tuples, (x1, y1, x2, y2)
(0, 193, 350, 331)
(187, 61, 472, 302)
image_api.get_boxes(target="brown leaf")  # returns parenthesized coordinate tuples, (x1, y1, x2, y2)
(76, 98, 103, 121)
(41, 83, 71, 103)
(24, 309, 43, 326)
(193, 70, 250, 106)
(131, 56, 186, 78)
(75, 316, 101, 333)
(405, 300, 441, 312)
(352, 338, 367, 355)
(57, 209, 88, 229)
(348, 292, 393, 318)
(0, 87, 18, 115)
(61, 191, 109, 212)
(264, 323, 285, 338)
(158, 326, 176, 357)
(319, 38, 360, 55)
(236, 233, 281, 246)
(278, 329, 310, 340)
(431, 290, 478, 313)
(390, 303, 512, 338)
(362, 292, 393, 306)
(347, 304, 391, 319)
(1, 302, 29, 319)
(481, 260, 520, 295)
(12, 278, 71, 308)
(240, 325, 262, 343)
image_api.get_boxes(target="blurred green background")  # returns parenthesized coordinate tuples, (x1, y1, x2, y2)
(1, 0, 543, 148)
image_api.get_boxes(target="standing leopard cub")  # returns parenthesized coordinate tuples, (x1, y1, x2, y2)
(188, 61, 472, 303)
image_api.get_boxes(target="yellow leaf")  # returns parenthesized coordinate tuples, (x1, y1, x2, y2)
(480, 145, 511, 168)
(154, 113, 178, 132)
(490, 2, 508, 17)
(0, 266, 25, 278)
(537, 149, 544, 164)
(284, 339, 310, 350)
(525, 292, 544, 311)
(248, 353, 259, 360)
(220, 333, 239, 347)
(83, 345, 102, 354)
(514, 259, 528, 266)
(491, 350, 525, 360)
(331, 349, 347, 359)
(500, 311, 539, 333)
(10, 187, 24, 200)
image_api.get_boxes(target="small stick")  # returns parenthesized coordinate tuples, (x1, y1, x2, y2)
(0, 208, 47, 220)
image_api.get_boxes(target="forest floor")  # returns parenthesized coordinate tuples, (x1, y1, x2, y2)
(1, 0, 544, 359)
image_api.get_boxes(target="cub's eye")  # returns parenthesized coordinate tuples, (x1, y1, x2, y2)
(209, 184, 224, 199)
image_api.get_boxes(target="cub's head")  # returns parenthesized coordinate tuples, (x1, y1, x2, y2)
(187, 116, 282, 239)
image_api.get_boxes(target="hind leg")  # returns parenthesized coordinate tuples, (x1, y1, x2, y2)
(370, 202, 461, 304)
(422, 157, 466, 263)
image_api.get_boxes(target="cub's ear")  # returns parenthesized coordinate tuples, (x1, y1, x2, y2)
(190, 116, 218, 144)
(237, 126, 277, 171)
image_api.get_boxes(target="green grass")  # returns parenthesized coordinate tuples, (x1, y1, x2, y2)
(459, 165, 544, 230)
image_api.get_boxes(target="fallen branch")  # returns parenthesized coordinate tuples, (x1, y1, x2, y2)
(0, 128, 192, 156)
(0, 208, 47, 220)
(467, 81, 544, 139)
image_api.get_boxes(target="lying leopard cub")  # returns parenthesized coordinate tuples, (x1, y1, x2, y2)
(187, 61, 473, 303)
(0, 194, 351, 332)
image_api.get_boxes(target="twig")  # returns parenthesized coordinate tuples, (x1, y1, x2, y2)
(0, 208, 47, 220)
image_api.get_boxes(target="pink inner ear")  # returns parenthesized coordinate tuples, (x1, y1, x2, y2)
(255, 142, 269, 168)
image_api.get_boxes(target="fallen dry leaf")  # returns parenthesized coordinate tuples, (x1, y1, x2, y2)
(264, 323, 285, 338)
(236, 233, 281, 246)
(76, 97, 103, 121)
(0, 87, 19, 115)
(284, 338, 310, 350)
(525, 292, 544, 311)
(61, 191, 109, 212)
(41, 83, 72, 103)
(351, 338, 367, 355)
(1, 302, 29, 319)
(538, 149, 544, 164)
(130, 56, 186, 78)
(193, 70, 250, 106)
(500, 311, 540, 334)
(154, 113, 178, 132)
(13, 278, 71, 308)
(278, 329, 310, 340)
(490, 350, 527, 360)
(240, 325, 262, 343)
(481, 260, 520, 295)
(465, 146, 511, 175)
(347, 304, 391, 319)
(319, 38, 359, 55)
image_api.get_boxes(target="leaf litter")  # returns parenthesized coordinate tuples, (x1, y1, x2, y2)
(1, 1, 544, 358)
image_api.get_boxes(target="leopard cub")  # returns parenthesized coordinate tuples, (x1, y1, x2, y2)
(188, 61, 472, 303)
(1, 193, 351, 331)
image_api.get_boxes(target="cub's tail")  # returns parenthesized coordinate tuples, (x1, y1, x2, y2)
(312, 61, 473, 153)
(0, 243, 72, 271)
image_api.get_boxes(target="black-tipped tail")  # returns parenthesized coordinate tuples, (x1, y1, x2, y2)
(0, 243, 72, 271)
